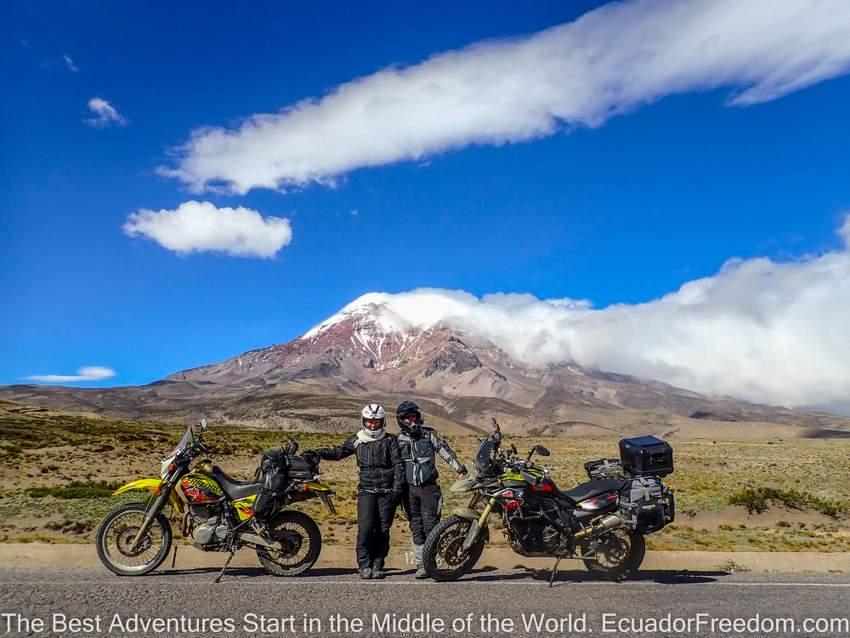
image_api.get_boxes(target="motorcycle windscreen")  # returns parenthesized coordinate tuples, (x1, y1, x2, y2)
(161, 426, 194, 477)
(474, 438, 496, 475)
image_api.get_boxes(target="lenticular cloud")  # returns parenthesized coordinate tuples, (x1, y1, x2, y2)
(160, 0, 850, 194)
(322, 215, 850, 413)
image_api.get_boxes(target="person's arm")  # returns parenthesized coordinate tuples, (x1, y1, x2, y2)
(390, 436, 405, 497)
(431, 430, 467, 475)
(313, 434, 358, 461)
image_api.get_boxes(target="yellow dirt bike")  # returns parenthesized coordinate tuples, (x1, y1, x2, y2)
(95, 419, 335, 581)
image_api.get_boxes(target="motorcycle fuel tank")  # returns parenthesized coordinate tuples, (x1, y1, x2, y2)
(180, 472, 225, 504)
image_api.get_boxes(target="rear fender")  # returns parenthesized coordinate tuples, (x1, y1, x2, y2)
(305, 481, 333, 492)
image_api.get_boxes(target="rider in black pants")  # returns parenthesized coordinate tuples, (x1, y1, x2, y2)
(304, 404, 404, 580)
(395, 401, 467, 578)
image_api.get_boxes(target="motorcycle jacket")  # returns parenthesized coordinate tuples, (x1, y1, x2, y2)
(398, 426, 466, 487)
(314, 430, 405, 495)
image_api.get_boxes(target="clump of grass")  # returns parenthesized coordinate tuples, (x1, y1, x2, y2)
(808, 495, 846, 518)
(728, 487, 848, 518)
(26, 480, 121, 499)
(729, 487, 807, 513)
(44, 519, 95, 534)
(1, 444, 22, 456)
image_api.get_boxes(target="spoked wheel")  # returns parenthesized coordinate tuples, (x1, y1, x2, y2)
(422, 515, 485, 581)
(581, 528, 645, 579)
(96, 502, 172, 576)
(256, 511, 322, 576)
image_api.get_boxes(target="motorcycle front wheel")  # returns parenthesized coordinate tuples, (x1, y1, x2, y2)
(96, 502, 172, 576)
(581, 528, 645, 579)
(256, 510, 322, 576)
(422, 515, 485, 581)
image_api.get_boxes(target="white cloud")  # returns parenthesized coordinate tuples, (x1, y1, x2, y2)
(123, 200, 293, 258)
(27, 366, 115, 384)
(160, 0, 850, 195)
(63, 54, 79, 73)
(317, 214, 850, 412)
(85, 97, 127, 128)
(840, 212, 850, 248)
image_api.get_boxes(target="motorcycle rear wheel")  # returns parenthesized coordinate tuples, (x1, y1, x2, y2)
(581, 528, 645, 579)
(422, 515, 485, 581)
(96, 502, 172, 576)
(256, 510, 322, 576)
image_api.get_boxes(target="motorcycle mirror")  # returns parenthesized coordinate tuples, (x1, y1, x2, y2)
(289, 439, 299, 455)
(527, 444, 551, 460)
(199, 418, 208, 431)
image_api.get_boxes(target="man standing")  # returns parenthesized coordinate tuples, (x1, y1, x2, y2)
(395, 400, 467, 579)
(304, 403, 404, 580)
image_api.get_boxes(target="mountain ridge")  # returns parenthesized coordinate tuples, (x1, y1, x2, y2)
(3, 297, 850, 437)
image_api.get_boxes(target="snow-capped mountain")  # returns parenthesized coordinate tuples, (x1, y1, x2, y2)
(4, 295, 850, 436)
(160, 296, 848, 433)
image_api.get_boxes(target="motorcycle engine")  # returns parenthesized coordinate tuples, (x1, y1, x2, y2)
(507, 519, 563, 554)
(189, 505, 228, 547)
(540, 525, 563, 553)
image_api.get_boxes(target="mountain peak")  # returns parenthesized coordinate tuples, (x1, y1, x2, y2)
(304, 294, 405, 338)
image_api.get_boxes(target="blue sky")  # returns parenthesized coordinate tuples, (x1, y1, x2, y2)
(3, 1, 850, 402)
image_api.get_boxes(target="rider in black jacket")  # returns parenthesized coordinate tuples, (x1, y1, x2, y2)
(395, 400, 467, 578)
(304, 404, 404, 580)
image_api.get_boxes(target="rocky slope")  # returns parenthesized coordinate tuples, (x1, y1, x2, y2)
(3, 297, 850, 436)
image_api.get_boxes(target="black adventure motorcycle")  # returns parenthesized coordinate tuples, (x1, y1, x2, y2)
(422, 418, 675, 582)
(95, 419, 335, 581)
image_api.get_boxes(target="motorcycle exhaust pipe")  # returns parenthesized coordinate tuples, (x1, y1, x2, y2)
(573, 514, 623, 540)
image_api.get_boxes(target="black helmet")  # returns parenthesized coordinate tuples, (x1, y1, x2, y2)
(396, 400, 423, 434)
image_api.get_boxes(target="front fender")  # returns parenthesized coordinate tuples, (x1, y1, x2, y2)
(113, 478, 163, 495)
(450, 478, 477, 493)
(452, 508, 480, 520)
(113, 478, 183, 514)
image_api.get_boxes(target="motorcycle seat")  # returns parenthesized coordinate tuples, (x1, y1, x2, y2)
(559, 478, 627, 504)
(211, 465, 263, 500)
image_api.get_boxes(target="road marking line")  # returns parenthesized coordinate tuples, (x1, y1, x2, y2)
(2, 581, 850, 587)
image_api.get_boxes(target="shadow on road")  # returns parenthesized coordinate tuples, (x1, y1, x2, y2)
(462, 567, 728, 585)
(151, 565, 728, 585)
(157, 566, 356, 579)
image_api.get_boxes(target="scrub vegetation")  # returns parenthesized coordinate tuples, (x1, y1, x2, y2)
(1, 400, 848, 551)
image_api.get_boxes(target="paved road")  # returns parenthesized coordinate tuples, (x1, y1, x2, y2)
(2, 567, 850, 637)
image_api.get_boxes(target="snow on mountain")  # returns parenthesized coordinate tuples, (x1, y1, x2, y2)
(6, 293, 850, 435)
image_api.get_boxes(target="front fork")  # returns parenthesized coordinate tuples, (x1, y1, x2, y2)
(129, 479, 175, 551)
(461, 497, 496, 552)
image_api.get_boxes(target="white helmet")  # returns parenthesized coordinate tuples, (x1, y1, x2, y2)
(361, 403, 386, 438)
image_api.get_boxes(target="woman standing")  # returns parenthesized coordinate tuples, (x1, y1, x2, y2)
(304, 404, 405, 579)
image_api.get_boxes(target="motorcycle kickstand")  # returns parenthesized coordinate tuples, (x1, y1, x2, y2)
(170, 545, 178, 569)
(548, 557, 562, 588)
(214, 550, 236, 584)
